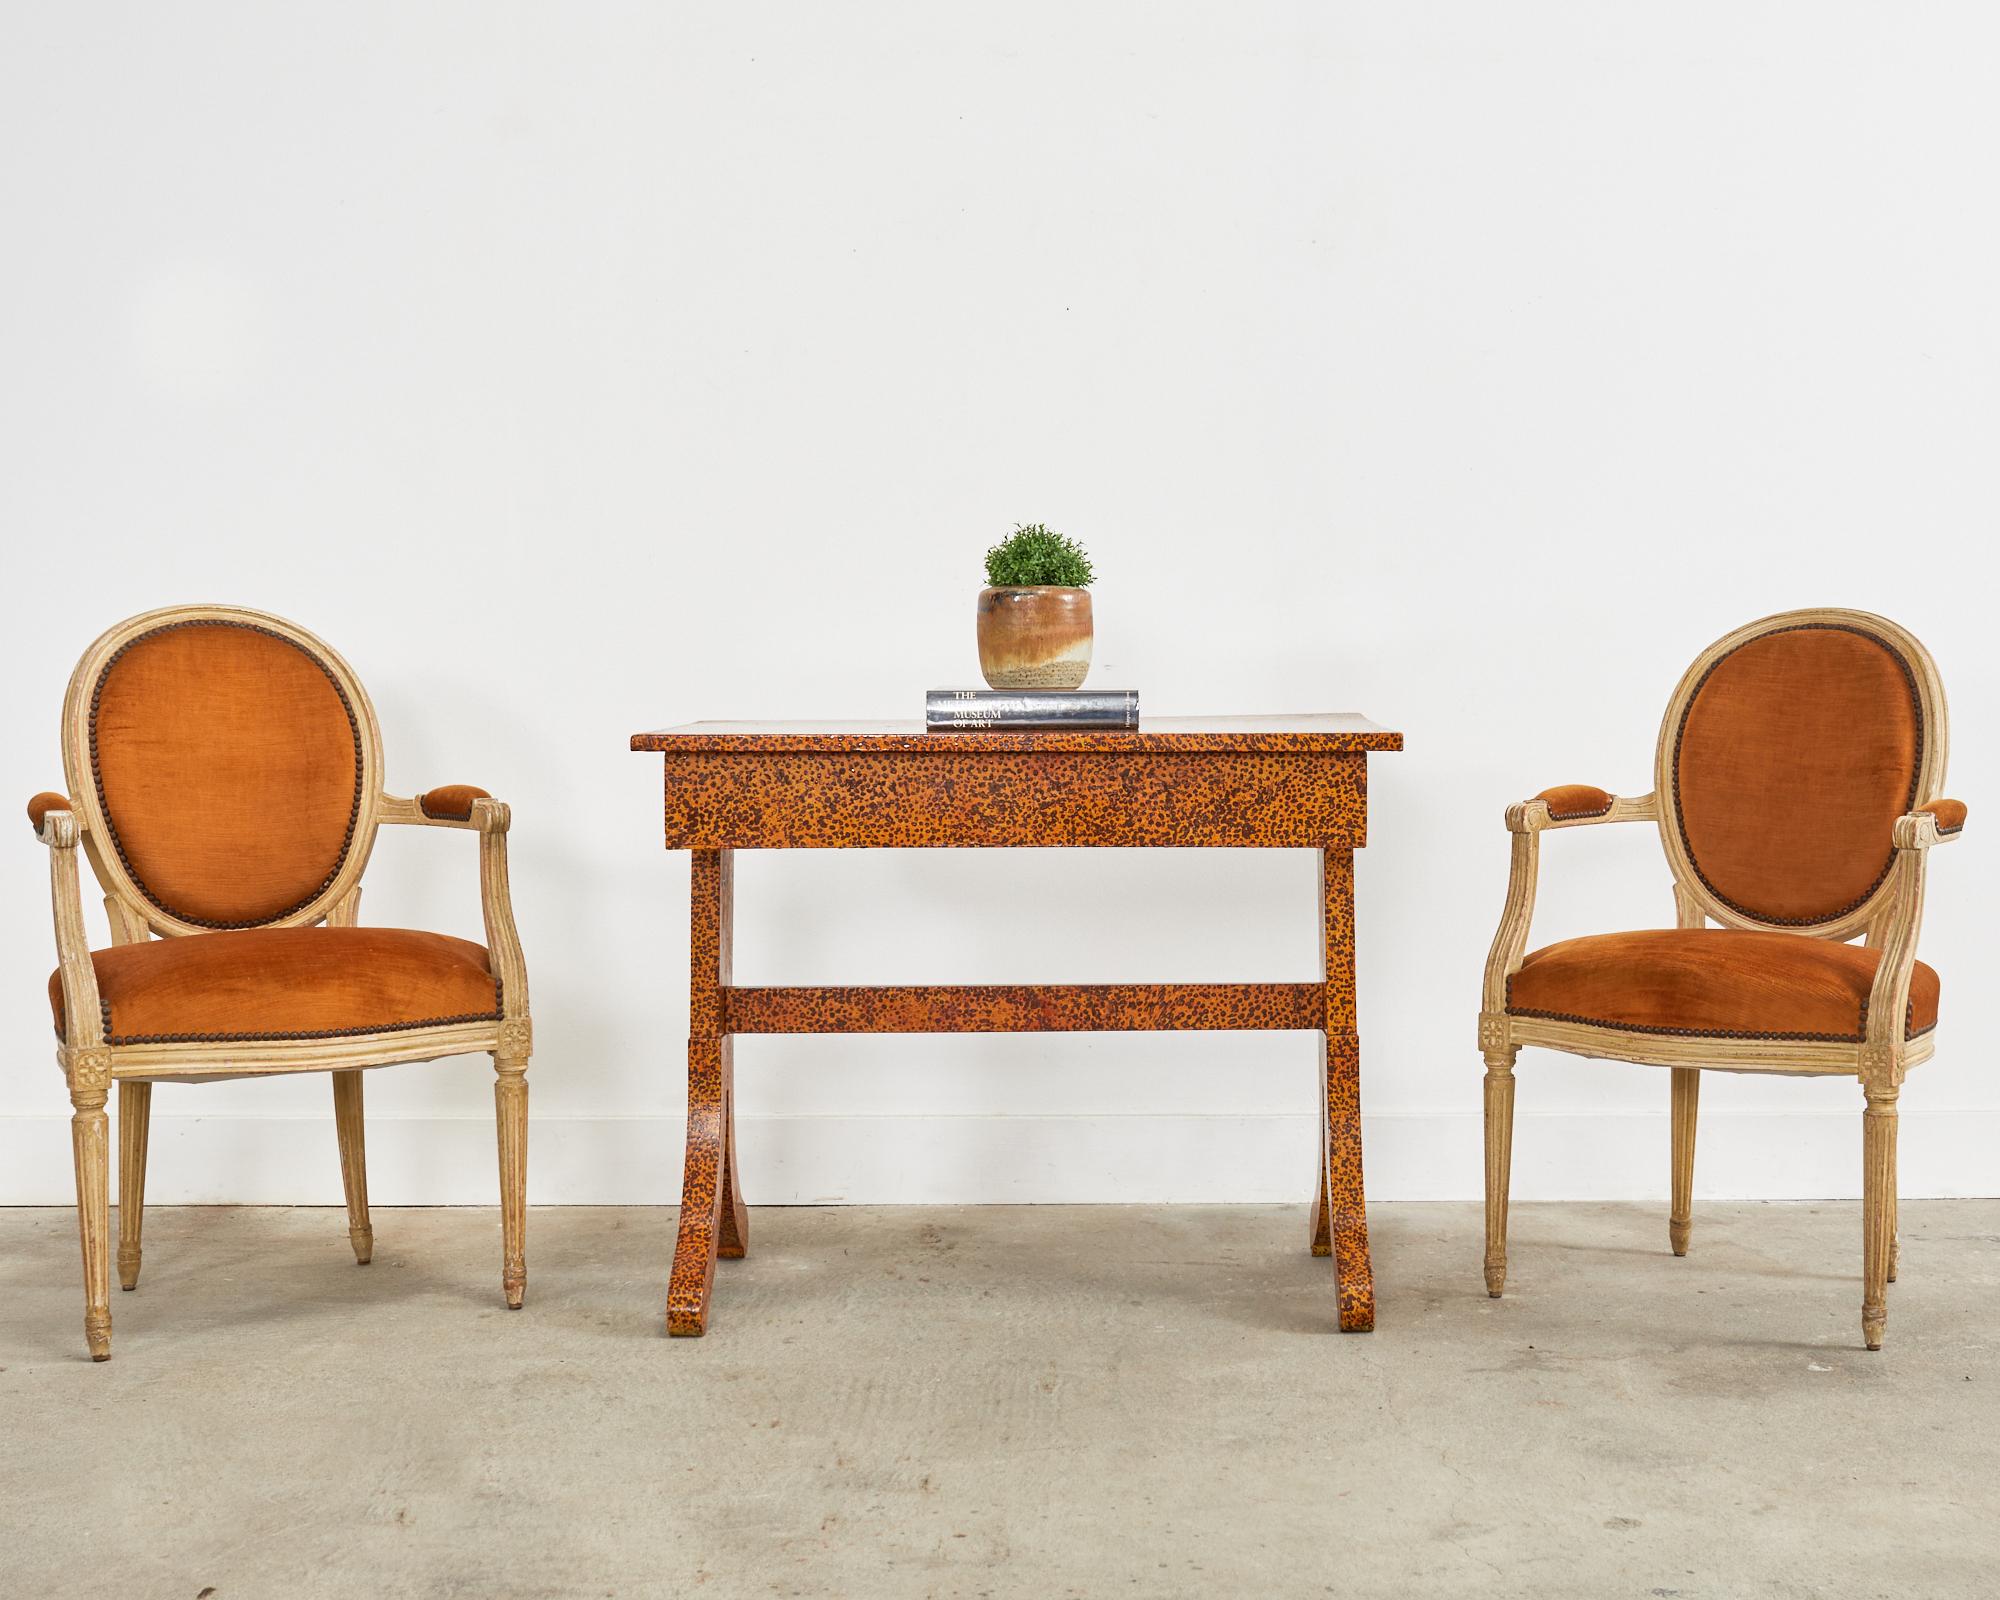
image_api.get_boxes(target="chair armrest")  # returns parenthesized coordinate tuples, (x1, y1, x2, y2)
(420, 784, 491, 822)
(30, 800, 107, 1055)
(1863, 802, 1966, 1075)
(377, 791, 529, 1022)
(1482, 788, 1658, 1024)
(380, 789, 507, 833)
(29, 791, 71, 833)
(1900, 799, 1966, 847)
(1508, 787, 1659, 834)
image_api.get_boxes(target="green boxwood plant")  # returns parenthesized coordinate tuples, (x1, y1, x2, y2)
(984, 524, 1095, 588)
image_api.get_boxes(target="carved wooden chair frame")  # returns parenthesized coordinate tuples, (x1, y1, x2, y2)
(32, 604, 532, 1360)
(1478, 607, 1961, 1349)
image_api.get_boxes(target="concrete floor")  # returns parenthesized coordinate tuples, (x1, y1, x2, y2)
(3, 1203, 1997, 1599)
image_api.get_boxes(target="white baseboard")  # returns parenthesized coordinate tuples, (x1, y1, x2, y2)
(0, 1109, 1995, 1205)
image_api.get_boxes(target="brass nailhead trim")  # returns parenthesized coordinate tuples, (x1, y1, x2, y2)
(1546, 800, 1613, 822)
(420, 793, 477, 821)
(1670, 622, 1923, 928)
(89, 619, 366, 929)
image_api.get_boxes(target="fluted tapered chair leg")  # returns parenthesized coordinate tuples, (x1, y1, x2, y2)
(332, 1070, 373, 1265)
(1862, 1087, 1898, 1351)
(495, 1049, 529, 1309)
(1483, 1046, 1517, 1297)
(71, 1077, 112, 1361)
(1887, 1127, 1900, 1284)
(117, 1081, 151, 1290)
(1669, 1068, 1698, 1257)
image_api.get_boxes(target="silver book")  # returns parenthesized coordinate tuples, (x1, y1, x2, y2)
(925, 689, 1140, 730)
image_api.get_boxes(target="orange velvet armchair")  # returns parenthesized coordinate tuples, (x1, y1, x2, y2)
(1479, 608, 1962, 1350)
(29, 605, 532, 1360)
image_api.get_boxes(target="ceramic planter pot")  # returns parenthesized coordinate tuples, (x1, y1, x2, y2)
(976, 586, 1093, 690)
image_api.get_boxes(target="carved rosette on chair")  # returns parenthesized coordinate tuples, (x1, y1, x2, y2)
(28, 605, 534, 1360)
(1478, 608, 1963, 1350)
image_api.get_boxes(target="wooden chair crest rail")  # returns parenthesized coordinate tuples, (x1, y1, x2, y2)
(630, 715, 1403, 1336)
(29, 604, 533, 1360)
(1478, 607, 1963, 1350)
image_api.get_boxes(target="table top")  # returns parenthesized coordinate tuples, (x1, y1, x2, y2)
(631, 714, 1403, 755)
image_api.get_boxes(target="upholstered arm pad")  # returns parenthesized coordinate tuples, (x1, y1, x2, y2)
(1894, 800, 1967, 850)
(1920, 798, 1967, 836)
(27, 791, 70, 833)
(381, 789, 509, 834)
(419, 784, 492, 822)
(1507, 788, 1657, 833)
(1536, 785, 1614, 820)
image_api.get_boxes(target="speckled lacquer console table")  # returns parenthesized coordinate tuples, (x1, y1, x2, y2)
(629, 716, 1404, 1336)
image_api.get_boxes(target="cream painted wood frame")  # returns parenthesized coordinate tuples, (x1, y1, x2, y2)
(1479, 607, 1959, 1351)
(32, 604, 532, 1361)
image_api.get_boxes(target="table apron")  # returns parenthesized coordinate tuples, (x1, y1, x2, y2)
(658, 749, 1367, 849)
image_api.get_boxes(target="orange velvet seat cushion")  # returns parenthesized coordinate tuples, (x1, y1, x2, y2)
(1507, 929, 1938, 1043)
(51, 927, 501, 1045)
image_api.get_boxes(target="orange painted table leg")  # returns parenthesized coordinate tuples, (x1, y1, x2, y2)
(667, 846, 1377, 1339)
(1308, 847, 1374, 1330)
(668, 849, 745, 1336)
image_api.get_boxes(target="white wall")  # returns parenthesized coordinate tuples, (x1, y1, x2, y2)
(2, 4, 1995, 1206)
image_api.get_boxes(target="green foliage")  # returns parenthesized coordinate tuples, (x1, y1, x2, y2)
(984, 524, 1095, 588)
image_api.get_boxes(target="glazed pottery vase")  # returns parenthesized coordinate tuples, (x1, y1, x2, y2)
(976, 586, 1093, 690)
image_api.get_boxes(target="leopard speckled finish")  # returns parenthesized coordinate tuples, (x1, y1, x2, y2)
(1310, 847, 1373, 1330)
(631, 716, 1402, 754)
(652, 749, 1365, 850)
(725, 982, 1324, 1034)
(638, 716, 1401, 1338)
(667, 849, 742, 1336)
